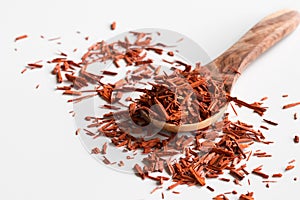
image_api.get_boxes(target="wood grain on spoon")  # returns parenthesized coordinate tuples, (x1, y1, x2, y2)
(154, 9, 300, 133)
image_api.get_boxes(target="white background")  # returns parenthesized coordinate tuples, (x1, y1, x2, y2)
(1, 0, 300, 199)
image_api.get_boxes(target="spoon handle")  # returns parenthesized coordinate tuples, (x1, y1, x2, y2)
(211, 10, 300, 91)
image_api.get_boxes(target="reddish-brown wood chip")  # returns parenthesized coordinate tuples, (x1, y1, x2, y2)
(189, 167, 206, 186)
(253, 152, 272, 158)
(134, 164, 145, 179)
(101, 104, 120, 110)
(57, 86, 72, 90)
(102, 156, 111, 165)
(27, 63, 43, 69)
(167, 51, 174, 56)
(260, 96, 268, 101)
(150, 186, 162, 194)
(48, 37, 61, 41)
(260, 125, 269, 130)
(230, 103, 238, 116)
(21, 68, 27, 74)
(67, 94, 97, 103)
(118, 161, 124, 167)
(102, 142, 108, 154)
(294, 113, 298, 120)
(288, 159, 296, 164)
(228, 96, 267, 116)
(219, 178, 230, 182)
(263, 119, 278, 126)
(272, 173, 283, 178)
(252, 171, 269, 179)
(63, 90, 82, 96)
(83, 129, 96, 136)
(146, 47, 163, 55)
(239, 192, 254, 200)
(91, 147, 101, 154)
(15, 34, 28, 42)
(285, 165, 295, 171)
(167, 181, 182, 190)
(213, 194, 229, 200)
(102, 70, 118, 76)
(246, 150, 252, 161)
(252, 166, 269, 179)
(206, 185, 215, 192)
(283, 102, 300, 109)
(111, 21, 116, 30)
(262, 180, 276, 183)
(59, 52, 68, 57)
(294, 135, 299, 143)
(75, 128, 80, 135)
(233, 179, 240, 185)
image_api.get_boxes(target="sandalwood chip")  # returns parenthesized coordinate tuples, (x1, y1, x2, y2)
(252, 166, 269, 179)
(15, 34, 28, 42)
(102, 70, 118, 76)
(219, 178, 230, 182)
(294, 135, 299, 143)
(239, 192, 254, 200)
(102, 156, 111, 165)
(272, 173, 282, 178)
(27, 63, 43, 69)
(134, 164, 145, 179)
(21, 68, 27, 74)
(206, 186, 215, 192)
(167, 51, 174, 56)
(285, 165, 295, 171)
(91, 147, 101, 154)
(283, 102, 300, 109)
(260, 97, 268, 101)
(118, 161, 124, 167)
(150, 186, 162, 194)
(75, 128, 80, 135)
(263, 119, 278, 126)
(213, 194, 229, 200)
(289, 159, 296, 164)
(48, 37, 61, 41)
(102, 142, 108, 154)
(111, 21, 116, 30)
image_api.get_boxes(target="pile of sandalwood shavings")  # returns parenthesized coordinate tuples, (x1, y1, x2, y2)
(130, 65, 228, 125)
(129, 65, 271, 126)
(48, 31, 179, 102)
(86, 110, 283, 200)
(19, 29, 299, 200)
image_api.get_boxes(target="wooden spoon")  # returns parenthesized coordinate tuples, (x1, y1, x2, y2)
(152, 9, 300, 133)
